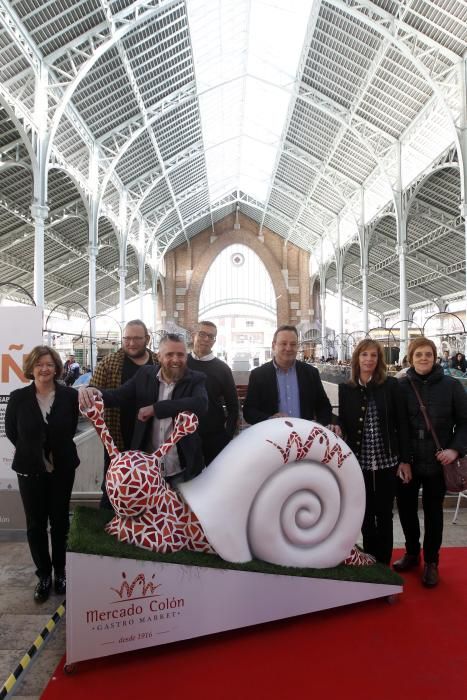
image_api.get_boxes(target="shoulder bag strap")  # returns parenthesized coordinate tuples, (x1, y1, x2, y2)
(407, 376, 443, 452)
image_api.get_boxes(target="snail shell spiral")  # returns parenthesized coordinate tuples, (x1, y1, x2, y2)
(180, 418, 365, 569)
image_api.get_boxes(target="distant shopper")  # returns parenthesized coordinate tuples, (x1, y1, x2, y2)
(451, 352, 466, 373)
(187, 321, 239, 464)
(395, 338, 467, 587)
(5, 346, 79, 602)
(64, 354, 80, 385)
(338, 339, 410, 565)
(439, 350, 450, 371)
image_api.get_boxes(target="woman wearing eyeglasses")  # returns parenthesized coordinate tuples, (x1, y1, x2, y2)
(395, 337, 467, 586)
(5, 345, 79, 602)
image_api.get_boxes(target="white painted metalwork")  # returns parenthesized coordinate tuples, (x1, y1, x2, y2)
(0, 0, 465, 322)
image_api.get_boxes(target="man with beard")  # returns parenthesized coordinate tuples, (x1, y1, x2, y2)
(89, 320, 158, 506)
(79, 334, 208, 489)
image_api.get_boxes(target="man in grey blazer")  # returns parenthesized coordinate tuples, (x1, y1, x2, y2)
(243, 325, 336, 430)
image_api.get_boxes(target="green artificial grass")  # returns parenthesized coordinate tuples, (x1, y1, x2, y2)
(68, 505, 403, 586)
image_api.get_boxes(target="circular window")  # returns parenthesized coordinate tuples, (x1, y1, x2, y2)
(231, 252, 245, 267)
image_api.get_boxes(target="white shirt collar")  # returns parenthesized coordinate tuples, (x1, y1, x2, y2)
(191, 351, 215, 361)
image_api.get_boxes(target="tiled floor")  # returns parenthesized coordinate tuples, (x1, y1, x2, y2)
(0, 380, 465, 699)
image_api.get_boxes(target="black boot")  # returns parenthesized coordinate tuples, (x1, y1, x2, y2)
(54, 572, 66, 595)
(393, 553, 420, 572)
(34, 576, 51, 603)
(422, 563, 439, 587)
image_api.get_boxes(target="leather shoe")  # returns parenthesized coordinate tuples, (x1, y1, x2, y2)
(422, 563, 439, 587)
(54, 573, 66, 595)
(393, 553, 420, 572)
(34, 576, 51, 603)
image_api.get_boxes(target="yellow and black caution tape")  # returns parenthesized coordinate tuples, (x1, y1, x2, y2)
(0, 600, 66, 700)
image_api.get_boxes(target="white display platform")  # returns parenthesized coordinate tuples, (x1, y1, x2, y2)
(66, 551, 402, 666)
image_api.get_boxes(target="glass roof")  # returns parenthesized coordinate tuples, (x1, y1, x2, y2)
(1, 0, 466, 318)
(188, 0, 317, 203)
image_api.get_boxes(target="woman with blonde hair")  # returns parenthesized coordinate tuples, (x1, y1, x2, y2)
(338, 339, 411, 564)
(395, 337, 467, 586)
(5, 346, 79, 602)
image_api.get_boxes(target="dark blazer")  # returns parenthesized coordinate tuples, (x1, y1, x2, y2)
(242, 360, 332, 426)
(102, 365, 208, 480)
(5, 382, 80, 475)
(338, 376, 410, 463)
(399, 365, 467, 475)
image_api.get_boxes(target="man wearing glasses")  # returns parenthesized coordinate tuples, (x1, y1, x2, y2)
(187, 321, 239, 464)
(89, 319, 158, 507)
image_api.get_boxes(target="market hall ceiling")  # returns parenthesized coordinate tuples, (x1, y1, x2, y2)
(0, 0, 466, 317)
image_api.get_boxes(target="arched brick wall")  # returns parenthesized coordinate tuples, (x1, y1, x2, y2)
(185, 227, 289, 330)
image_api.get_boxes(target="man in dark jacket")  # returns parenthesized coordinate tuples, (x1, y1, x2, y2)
(79, 334, 208, 488)
(243, 325, 334, 428)
(89, 319, 158, 507)
(187, 320, 239, 464)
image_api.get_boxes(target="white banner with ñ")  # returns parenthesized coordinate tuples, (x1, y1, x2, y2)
(0, 306, 42, 529)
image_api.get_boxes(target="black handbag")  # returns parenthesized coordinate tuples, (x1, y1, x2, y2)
(408, 377, 467, 493)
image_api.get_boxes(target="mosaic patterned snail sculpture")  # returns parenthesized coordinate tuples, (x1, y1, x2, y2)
(82, 399, 375, 568)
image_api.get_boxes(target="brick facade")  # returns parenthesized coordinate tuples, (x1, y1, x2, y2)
(160, 213, 312, 332)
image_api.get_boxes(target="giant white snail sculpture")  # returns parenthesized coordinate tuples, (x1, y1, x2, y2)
(82, 400, 375, 569)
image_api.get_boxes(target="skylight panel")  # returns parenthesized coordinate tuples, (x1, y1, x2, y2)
(401, 104, 455, 188)
(188, 0, 317, 206)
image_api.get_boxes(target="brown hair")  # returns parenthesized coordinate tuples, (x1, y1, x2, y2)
(124, 319, 149, 337)
(349, 339, 387, 386)
(23, 345, 63, 380)
(407, 337, 437, 365)
(273, 325, 298, 343)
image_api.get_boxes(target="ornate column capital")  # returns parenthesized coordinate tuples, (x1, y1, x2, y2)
(30, 203, 49, 220)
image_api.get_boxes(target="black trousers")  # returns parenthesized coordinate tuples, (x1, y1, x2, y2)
(361, 466, 397, 565)
(200, 430, 231, 466)
(396, 470, 446, 565)
(18, 469, 75, 579)
(100, 449, 113, 510)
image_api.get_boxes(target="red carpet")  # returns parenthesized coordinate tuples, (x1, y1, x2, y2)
(42, 548, 467, 700)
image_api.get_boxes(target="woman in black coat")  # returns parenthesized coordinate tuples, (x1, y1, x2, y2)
(338, 339, 410, 565)
(394, 337, 467, 587)
(5, 346, 79, 602)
